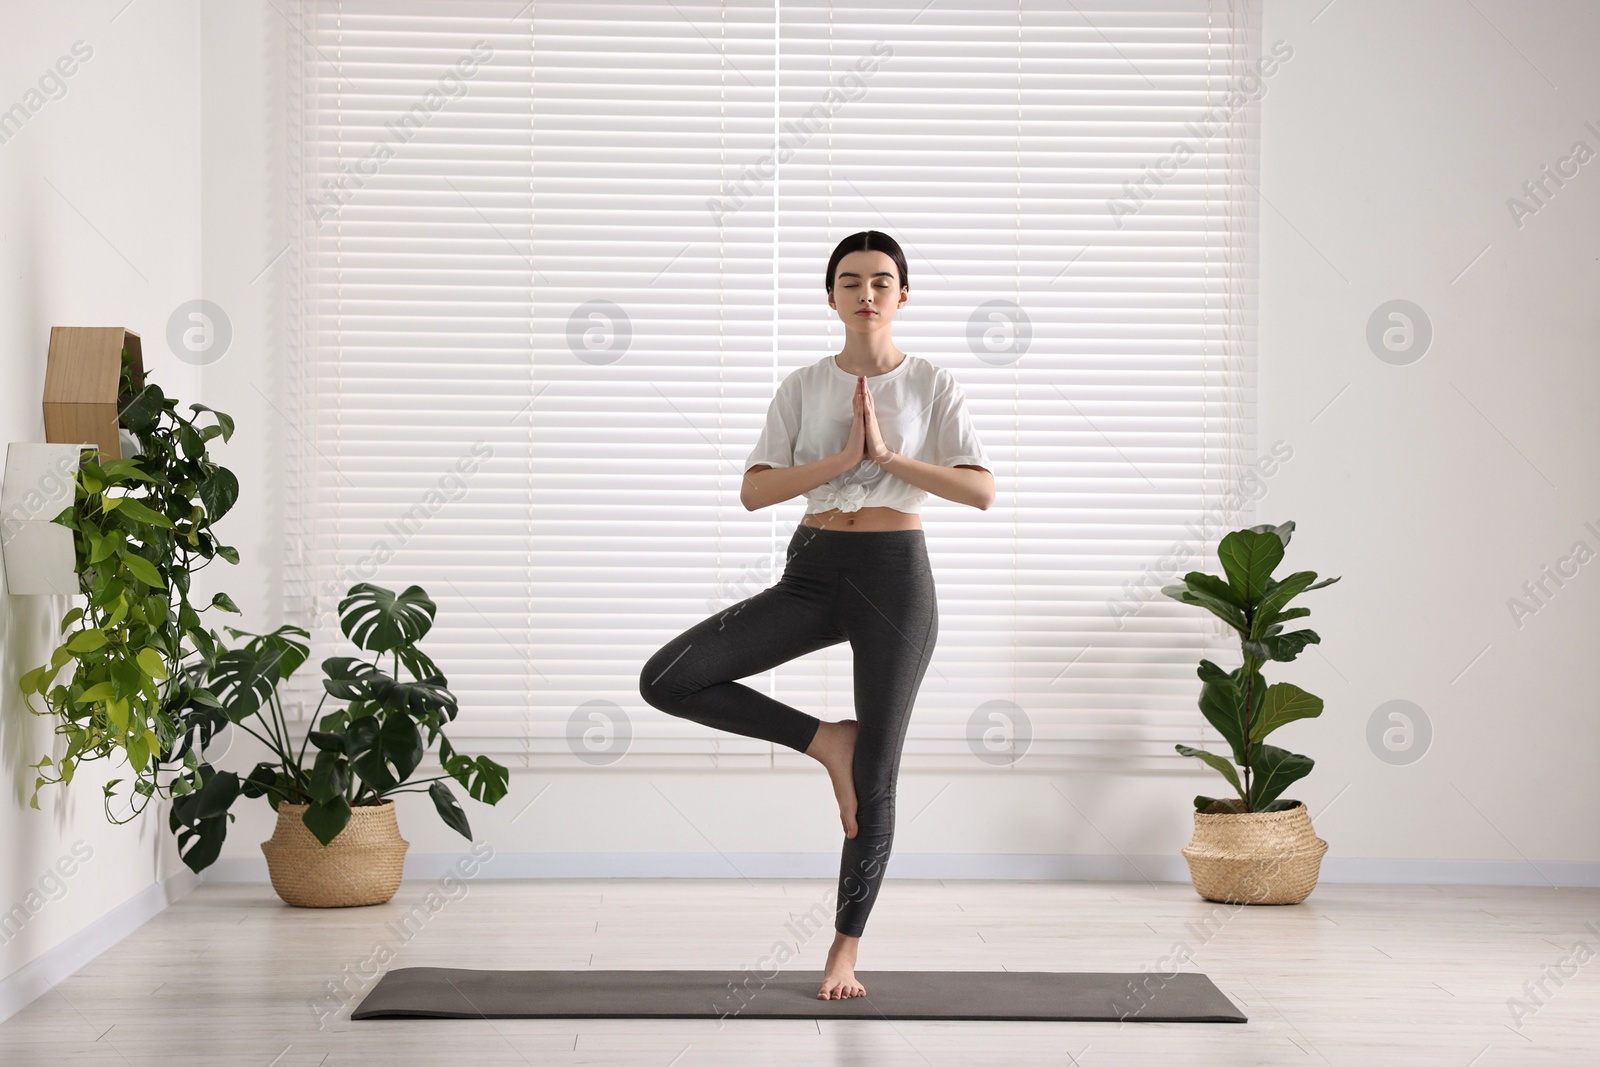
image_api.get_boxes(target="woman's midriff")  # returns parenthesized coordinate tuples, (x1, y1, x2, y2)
(800, 506, 922, 532)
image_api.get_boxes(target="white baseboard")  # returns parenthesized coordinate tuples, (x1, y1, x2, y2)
(0, 868, 200, 1025)
(202, 851, 1600, 887)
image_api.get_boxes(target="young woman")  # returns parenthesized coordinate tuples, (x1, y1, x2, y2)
(638, 230, 994, 1000)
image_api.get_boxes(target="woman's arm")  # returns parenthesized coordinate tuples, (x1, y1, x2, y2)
(856, 374, 994, 510)
(742, 453, 859, 511)
(875, 453, 995, 510)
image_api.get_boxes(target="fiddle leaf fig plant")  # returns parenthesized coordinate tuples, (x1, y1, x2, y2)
(18, 347, 241, 821)
(166, 581, 511, 873)
(1161, 521, 1340, 814)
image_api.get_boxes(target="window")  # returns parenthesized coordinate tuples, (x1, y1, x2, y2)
(285, 0, 1262, 771)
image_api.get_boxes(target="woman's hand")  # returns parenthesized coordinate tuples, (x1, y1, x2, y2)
(854, 376, 892, 463)
(840, 385, 867, 466)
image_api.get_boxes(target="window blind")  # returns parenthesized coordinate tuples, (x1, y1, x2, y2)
(284, 0, 1262, 772)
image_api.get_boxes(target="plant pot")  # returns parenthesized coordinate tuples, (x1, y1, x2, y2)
(1180, 799, 1328, 905)
(261, 800, 409, 907)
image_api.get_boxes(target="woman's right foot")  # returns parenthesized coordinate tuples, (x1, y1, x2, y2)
(806, 719, 859, 838)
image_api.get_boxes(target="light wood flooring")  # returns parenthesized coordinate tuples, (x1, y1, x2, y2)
(1, 877, 1597, 1065)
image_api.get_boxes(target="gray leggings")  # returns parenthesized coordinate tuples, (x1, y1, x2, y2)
(638, 523, 938, 937)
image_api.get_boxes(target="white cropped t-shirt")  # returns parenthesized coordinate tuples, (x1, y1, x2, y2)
(743, 354, 991, 515)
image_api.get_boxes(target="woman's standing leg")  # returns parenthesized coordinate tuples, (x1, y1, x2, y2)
(818, 530, 938, 997)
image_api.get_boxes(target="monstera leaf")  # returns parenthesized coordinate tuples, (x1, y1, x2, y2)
(168, 763, 240, 873)
(338, 583, 436, 654)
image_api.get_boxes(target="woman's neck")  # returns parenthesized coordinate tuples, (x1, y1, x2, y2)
(835, 339, 905, 378)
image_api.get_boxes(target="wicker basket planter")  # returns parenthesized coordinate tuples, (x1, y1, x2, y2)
(1180, 800, 1329, 905)
(261, 800, 410, 908)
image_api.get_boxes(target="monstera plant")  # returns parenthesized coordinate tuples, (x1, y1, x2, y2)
(165, 581, 510, 873)
(19, 347, 241, 821)
(1161, 521, 1340, 814)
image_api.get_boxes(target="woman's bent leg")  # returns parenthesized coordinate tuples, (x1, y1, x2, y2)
(833, 544, 938, 937)
(638, 580, 844, 754)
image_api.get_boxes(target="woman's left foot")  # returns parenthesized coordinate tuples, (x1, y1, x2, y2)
(817, 934, 867, 999)
(804, 719, 859, 839)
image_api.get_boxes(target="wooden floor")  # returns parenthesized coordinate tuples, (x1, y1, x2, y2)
(1, 877, 1596, 1065)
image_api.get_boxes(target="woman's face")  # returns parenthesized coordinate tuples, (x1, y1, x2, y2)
(828, 249, 907, 334)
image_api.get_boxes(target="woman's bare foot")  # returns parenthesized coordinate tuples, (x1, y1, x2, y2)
(817, 933, 867, 999)
(805, 719, 859, 838)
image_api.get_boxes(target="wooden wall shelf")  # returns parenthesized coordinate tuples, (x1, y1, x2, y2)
(43, 326, 145, 461)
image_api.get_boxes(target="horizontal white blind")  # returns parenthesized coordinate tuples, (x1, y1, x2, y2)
(285, 0, 1260, 771)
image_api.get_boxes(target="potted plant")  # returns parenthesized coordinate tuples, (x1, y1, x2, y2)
(19, 349, 241, 820)
(1161, 521, 1340, 904)
(165, 581, 510, 907)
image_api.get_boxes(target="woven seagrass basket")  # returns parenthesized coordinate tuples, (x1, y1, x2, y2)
(1180, 799, 1328, 905)
(261, 800, 409, 908)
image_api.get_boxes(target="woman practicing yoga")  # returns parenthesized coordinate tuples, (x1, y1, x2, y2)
(638, 230, 994, 1000)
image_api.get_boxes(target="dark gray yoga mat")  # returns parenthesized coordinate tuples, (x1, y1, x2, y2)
(352, 967, 1246, 1023)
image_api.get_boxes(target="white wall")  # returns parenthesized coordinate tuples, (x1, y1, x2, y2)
(192, 0, 1599, 884)
(1253, 0, 1599, 876)
(0, 0, 202, 996)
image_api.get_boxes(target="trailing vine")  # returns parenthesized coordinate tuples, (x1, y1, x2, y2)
(18, 348, 241, 821)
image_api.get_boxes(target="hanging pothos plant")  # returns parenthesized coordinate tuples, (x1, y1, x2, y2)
(18, 347, 241, 821)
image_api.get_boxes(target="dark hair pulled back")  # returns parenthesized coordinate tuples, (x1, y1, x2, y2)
(824, 230, 909, 295)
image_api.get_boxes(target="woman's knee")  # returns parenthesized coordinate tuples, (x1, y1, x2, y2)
(639, 641, 691, 711)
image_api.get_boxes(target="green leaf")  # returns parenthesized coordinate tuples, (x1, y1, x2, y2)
(438, 737, 510, 806)
(309, 748, 349, 802)
(1183, 572, 1246, 609)
(1246, 520, 1295, 547)
(1161, 577, 1249, 635)
(337, 583, 437, 654)
(1217, 528, 1285, 604)
(168, 765, 240, 873)
(395, 644, 442, 685)
(1253, 571, 1319, 630)
(127, 730, 153, 772)
(1197, 675, 1252, 765)
(198, 466, 239, 522)
(209, 591, 241, 613)
(189, 403, 236, 443)
(302, 796, 352, 846)
(67, 629, 109, 654)
(78, 681, 118, 703)
(380, 713, 425, 783)
(179, 424, 205, 459)
(59, 607, 85, 633)
(108, 497, 174, 528)
(343, 714, 391, 786)
(1243, 629, 1321, 663)
(122, 553, 167, 589)
(99, 458, 156, 484)
(250, 626, 310, 682)
(240, 763, 292, 807)
(216, 545, 240, 565)
(119, 385, 165, 433)
(206, 647, 280, 724)
(19, 665, 43, 695)
(1247, 744, 1314, 811)
(136, 647, 168, 681)
(1176, 744, 1244, 800)
(89, 529, 126, 564)
(1251, 682, 1324, 743)
(307, 730, 346, 753)
(429, 781, 471, 839)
